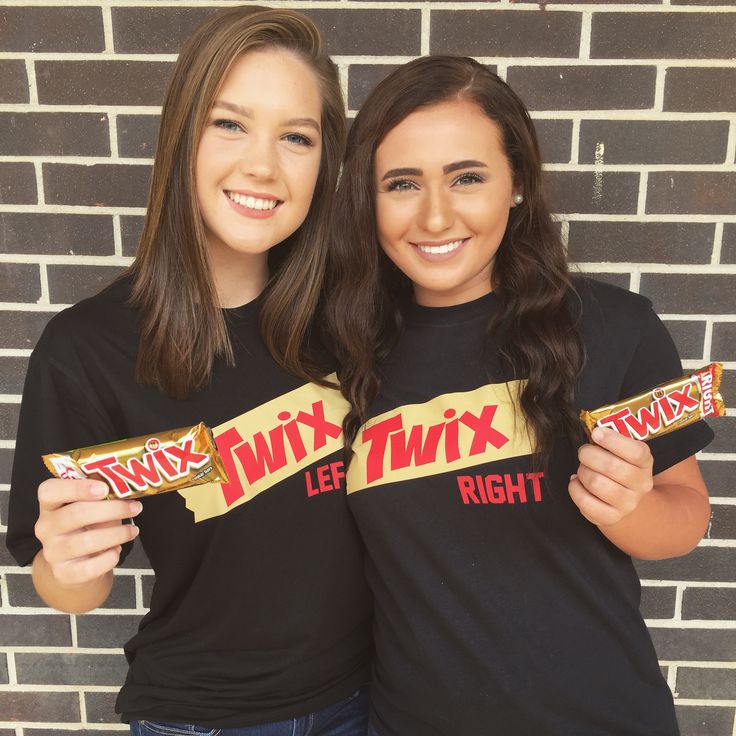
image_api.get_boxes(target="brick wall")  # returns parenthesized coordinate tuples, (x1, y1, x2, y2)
(0, 1, 734, 734)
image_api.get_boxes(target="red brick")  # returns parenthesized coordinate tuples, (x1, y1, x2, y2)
(304, 10, 421, 55)
(567, 222, 714, 264)
(639, 585, 677, 619)
(664, 68, 736, 113)
(43, 164, 151, 208)
(676, 666, 736, 699)
(0, 7, 104, 52)
(533, 119, 573, 164)
(16, 652, 128, 686)
(121, 215, 144, 258)
(545, 171, 639, 214)
(47, 265, 127, 305)
(117, 115, 159, 159)
(0, 112, 110, 157)
(112, 6, 215, 54)
(507, 65, 656, 111)
(712, 323, 736, 362)
(0, 213, 114, 256)
(36, 60, 174, 106)
(0, 263, 41, 303)
(592, 13, 736, 59)
(647, 172, 736, 216)
(0, 162, 37, 204)
(347, 65, 403, 111)
(682, 588, 736, 620)
(579, 120, 729, 165)
(430, 10, 580, 57)
(675, 706, 735, 736)
(0, 60, 29, 103)
(640, 274, 736, 314)
(0, 311, 53, 349)
(700, 460, 735, 499)
(0, 692, 80, 722)
(0, 615, 72, 647)
(0, 356, 28, 394)
(0, 403, 19, 440)
(637, 546, 736, 582)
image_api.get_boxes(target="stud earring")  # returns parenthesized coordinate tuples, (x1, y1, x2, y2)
(513, 194, 524, 205)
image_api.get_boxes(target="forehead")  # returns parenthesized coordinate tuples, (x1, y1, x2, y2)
(376, 99, 505, 166)
(215, 47, 322, 113)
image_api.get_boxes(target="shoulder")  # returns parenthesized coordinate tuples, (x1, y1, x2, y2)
(34, 274, 137, 362)
(571, 276, 653, 328)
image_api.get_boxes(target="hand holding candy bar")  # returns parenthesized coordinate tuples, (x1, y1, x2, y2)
(33, 479, 142, 610)
(568, 427, 654, 527)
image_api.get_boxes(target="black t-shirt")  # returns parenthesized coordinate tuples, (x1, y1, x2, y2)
(346, 280, 713, 736)
(7, 276, 372, 727)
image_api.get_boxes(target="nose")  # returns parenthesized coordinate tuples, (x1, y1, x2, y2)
(240, 136, 277, 180)
(417, 185, 453, 233)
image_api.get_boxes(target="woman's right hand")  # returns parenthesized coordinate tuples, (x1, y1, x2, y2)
(34, 478, 142, 587)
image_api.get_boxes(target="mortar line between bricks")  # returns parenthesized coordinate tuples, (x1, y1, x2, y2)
(629, 269, 641, 293)
(666, 662, 677, 691)
(703, 319, 714, 360)
(573, 263, 736, 273)
(0, 205, 148, 215)
(699, 453, 736, 460)
(0, 255, 133, 266)
(674, 584, 684, 622)
(101, 4, 115, 53)
(570, 119, 580, 164)
(578, 13, 591, 60)
(697, 540, 736, 548)
(636, 170, 648, 215)
(70, 613, 78, 649)
(420, 7, 429, 56)
(4, 53, 736, 67)
(0, 394, 21, 402)
(712, 223, 724, 266)
(654, 67, 666, 112)
(0, 157, 154, 165)
(4, 105, 735, 121)
(4, 0, 736, 10)
(672, 699, 736, 707)
(662, 661, 736, 667)
(732, 708, 736, 736)
(727, 120, 736, 164)
(108, 112, 120, 158)
(6, 652, 17, 686)
(113, 214, 123, 257)
(33, 162, 44, 206)
(38, 263, 50, 305)
(0, 349, 32, 356)
(645, 619, 736, 627)
(23, 59, 37, 106)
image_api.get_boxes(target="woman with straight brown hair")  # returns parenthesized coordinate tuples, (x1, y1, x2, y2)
(326, 56, 712, 735)
(7, 7, 371, 735)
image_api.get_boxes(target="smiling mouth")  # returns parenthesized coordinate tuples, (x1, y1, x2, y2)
(414, 238, 467, 255)
(225, 191, 281, 211)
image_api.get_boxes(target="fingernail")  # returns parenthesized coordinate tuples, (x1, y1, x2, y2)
(90, 483, 108, 498)
(570, 473, 577, 481)
(129, 501, 143, 515)
(130, 525, 140, 537)
(592, 427, 605, 443)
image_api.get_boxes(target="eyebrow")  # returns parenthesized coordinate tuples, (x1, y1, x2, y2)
(380, 160, 488, 181)
(212, 100, 321, 133)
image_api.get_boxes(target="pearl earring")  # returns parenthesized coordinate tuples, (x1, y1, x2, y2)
(513, 194, 524, 205)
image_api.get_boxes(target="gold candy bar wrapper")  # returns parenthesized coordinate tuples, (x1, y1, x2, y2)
(580, 362, 725, 442)
(42, 422, 229, 500)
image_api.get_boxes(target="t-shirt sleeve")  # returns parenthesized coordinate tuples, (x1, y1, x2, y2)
(619, 302, 714, 476)
(6, 342, 119, 566)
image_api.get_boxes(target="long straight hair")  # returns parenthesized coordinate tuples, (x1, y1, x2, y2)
(325, 56, 586, 466)
(129, 6, 345, 398)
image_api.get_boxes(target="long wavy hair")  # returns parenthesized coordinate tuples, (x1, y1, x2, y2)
(129, 6, 345, 398)
(325, 56, 586, 467)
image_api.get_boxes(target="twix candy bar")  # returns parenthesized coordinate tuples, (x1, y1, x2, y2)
(580, 362, 725, 442)
(43, 422, 229, 500)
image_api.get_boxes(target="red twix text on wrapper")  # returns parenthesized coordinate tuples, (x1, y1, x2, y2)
(42, 422, 229, 500)
(580, 363, 726, 442)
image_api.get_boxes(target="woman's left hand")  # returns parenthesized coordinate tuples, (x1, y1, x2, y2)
(568, 426, 654, 527)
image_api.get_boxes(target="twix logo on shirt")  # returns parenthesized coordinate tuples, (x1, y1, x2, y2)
(180, 379, 349, 522)
(347, 381, 535, 494)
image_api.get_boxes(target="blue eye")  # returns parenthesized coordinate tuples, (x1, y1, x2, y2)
(386, 179, 417, 192)
(213, 119, 242, 133)
(454, 172, 485, 186)
(284, 133, 314, 147)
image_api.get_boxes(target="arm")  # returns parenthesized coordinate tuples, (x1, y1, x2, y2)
(31, 478, 142, 613)
(568, 426, 710, 560)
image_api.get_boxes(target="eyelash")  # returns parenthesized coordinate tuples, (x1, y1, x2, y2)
(384, 172, 486, 192)
(212, 120, 313, 147)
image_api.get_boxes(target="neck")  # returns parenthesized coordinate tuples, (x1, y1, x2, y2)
(209, 249, 269, 309)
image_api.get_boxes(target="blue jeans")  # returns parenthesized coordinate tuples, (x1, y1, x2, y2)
(130, 688, 369, 736)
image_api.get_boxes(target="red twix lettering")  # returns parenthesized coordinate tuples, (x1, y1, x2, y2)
(362, 404, 510, 484)
(216, 400, 342, 506)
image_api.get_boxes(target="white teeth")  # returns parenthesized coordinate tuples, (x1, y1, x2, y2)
(226, 192, 279, 210)
(417, 239, 464, 254)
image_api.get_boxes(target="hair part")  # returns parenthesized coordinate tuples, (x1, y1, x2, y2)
(130, 6, 345, 398)
(325, 55, 586, 467)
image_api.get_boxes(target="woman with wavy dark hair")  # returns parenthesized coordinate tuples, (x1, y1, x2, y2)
(7, 7, 371, 734)
(326, 56, 712, 735)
